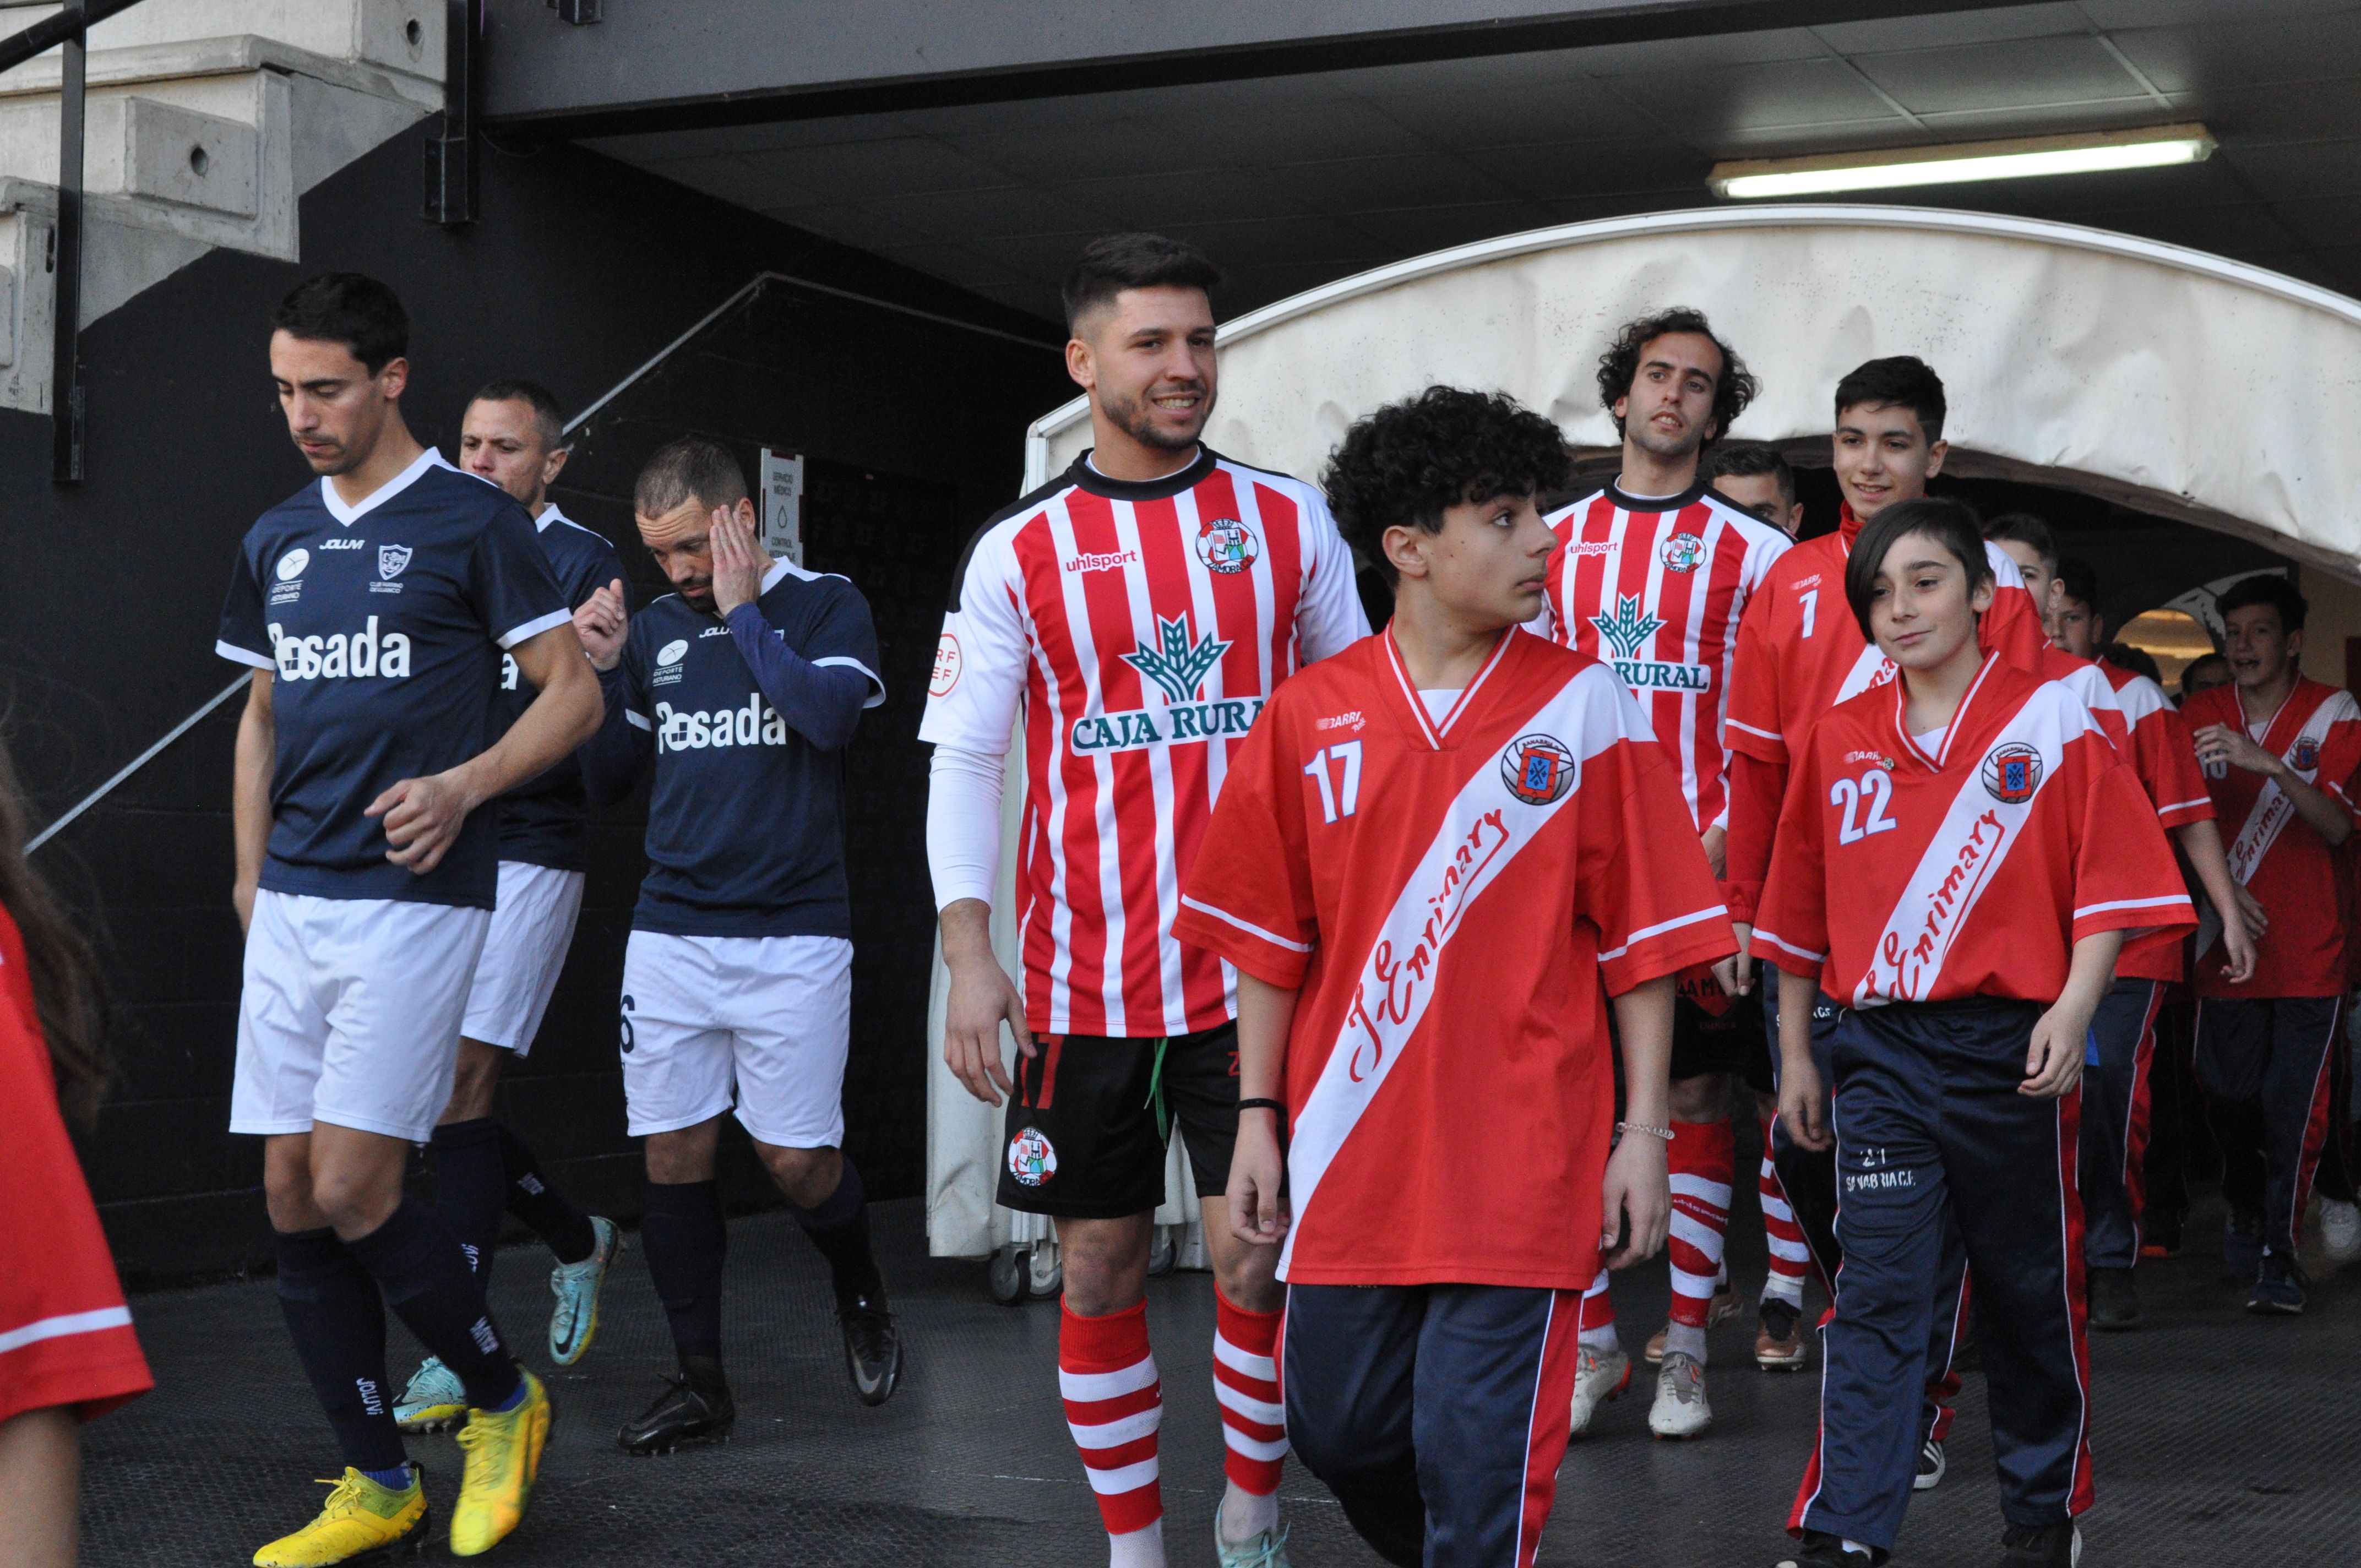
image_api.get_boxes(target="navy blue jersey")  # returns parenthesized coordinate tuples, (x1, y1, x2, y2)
(581, 558, 884, 938)
(216, 451, 572, 908)
(494, 505, 623, 872)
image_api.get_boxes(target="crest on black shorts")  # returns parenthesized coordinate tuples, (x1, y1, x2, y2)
(1500, 733, 1577, 805)
(1008, 1126, 1057, 1186)
(1981, 742, 2042, 804)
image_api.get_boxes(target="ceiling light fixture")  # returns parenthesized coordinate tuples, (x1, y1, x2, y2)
(1709, 123, 2216, 200)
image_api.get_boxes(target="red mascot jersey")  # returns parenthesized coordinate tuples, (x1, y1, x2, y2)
(1174, 630, 1730, 1289)
(1753, 657, 2192, 1008)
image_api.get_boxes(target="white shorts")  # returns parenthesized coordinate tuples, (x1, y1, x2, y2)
(231, 890, 492, 1142)
(619, 931, 851, 1148)
(459, 862, 587, 1055)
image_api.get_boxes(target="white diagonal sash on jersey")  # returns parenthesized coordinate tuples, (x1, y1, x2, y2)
(2224, 696, 2344, 886)
(1279, 668, 1605, 1278)
(1856, 690, 2077, 1006)
(1835, 643, 1895, 704)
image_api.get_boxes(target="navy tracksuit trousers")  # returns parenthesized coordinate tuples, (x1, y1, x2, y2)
(1283, 1283, 1578, 1568)
(1765, 972, 1968, 1449)
(2195, 994, 2352, 1261)
(2080, 977, 2165, 1271)
(1795, 999, 2092, 1551)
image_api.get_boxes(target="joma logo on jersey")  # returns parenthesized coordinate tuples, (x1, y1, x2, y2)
(655, 695, 792, 753)
(1590, 595, 1710, 693)
(269, 617, 412, 681)
(1073, 616, 1258, 754)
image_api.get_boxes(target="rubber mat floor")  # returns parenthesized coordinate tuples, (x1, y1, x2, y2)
(84, 1180, 2361, 1566)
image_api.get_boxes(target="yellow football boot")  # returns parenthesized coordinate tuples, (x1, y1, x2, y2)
(449, 1369, 552, 1556)
(252, 1467, 426, 1566)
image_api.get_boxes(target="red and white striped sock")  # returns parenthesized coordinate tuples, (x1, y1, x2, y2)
(1667, 1118, 1736, 1360)
(1758, 1115, 1808, 1310)
(1060, 1298, 1163, 1544)
(1576, 1267, 1617, 1352)
(1212, 1289, 1285, 1542)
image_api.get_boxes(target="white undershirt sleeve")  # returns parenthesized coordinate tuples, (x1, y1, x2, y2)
(927, 744, 1007, 911)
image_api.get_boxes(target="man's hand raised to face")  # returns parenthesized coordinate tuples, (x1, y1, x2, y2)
(710, 505, 771, 618)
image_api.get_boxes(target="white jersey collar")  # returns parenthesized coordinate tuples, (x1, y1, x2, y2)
(320, 447, 449, 527)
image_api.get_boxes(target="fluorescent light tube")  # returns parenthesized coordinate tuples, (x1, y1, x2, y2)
(1710, 124, 2216, 200)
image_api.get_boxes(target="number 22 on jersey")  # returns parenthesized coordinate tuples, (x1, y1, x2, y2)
(1831, 765, 1898, 846)
(1304, 741, 1363, 824)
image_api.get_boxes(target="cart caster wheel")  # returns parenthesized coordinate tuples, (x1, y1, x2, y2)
(1027, 1243, 1063, 1299)
(1147, 1226, 1177, 1278)
(988, 1243, 1030, 1306)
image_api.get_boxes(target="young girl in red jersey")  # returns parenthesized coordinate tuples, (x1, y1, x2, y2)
(1751, 499, 2191, 1568)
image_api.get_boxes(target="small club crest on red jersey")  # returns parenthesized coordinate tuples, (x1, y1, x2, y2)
(1981, 742, 2043, 804)
(1007, 1126, 1057, 1186)
(1500, 733, 1577, 805)
(2294, 737, 2321, 771)
(1195, 517, 1260, 575)
(1659, 531, 1707, 573)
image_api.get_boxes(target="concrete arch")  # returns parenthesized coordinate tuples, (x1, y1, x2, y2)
(1029, 204, 2361, 575)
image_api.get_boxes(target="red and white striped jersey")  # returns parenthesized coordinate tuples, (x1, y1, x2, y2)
(1527, 481, 1790, 831)
(1, 905, 151, 1426)
(2098, 660, 2214, 983)
(2183, 677, 2361, 999)
(920, 449, 1368, 1037)
(1721, 503, 2050, 920)
(1173, 630, 1732, 1288)
(1751, 656, 2193, 1009)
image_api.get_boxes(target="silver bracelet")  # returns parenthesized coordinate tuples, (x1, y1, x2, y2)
(1615, 1120, 1673, 1141)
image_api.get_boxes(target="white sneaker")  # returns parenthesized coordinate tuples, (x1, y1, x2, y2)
(1568, 1343, 1631, 1438)
(1648, 1351, 1712, 1439)
(2320, 1197, 2361, 1265)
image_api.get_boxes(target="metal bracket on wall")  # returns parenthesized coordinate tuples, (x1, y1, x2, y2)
(549, 0, 603, 23)
(425, 0, 477, 226)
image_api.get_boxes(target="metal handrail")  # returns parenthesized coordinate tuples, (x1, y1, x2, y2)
(0, 0, 142, 78)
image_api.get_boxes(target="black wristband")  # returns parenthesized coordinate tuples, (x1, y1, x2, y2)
(1236, 1097, 1288, 1126)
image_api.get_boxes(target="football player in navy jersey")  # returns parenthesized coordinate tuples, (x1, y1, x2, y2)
(215, 275, 603, 1563)
(574, 437, 899, 1454)
(390, 382, 625, 1437)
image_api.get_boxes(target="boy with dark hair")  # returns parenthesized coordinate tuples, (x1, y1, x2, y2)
(2050, 558, 2103, 658)
(1759, 496, 2191, 1568)
(2184, 573, 2361, 1309)
(220, 273, 603, 1561)
(1708, 442, 1804, 537)
(1528, 307, 1793, 1427)
(1178, 385, 1729, 1567)
(574, 437, 901, 1449)
(924, 233, 1367, 1568)
(1980, 513, 2061, 622)
(1722, 356, 2050, 1490)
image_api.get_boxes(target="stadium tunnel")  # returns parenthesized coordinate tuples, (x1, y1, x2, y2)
(927, 204, 2361, 1275)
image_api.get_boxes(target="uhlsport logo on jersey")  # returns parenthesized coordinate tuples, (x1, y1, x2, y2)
(1981, 742, 2043, 804)
(1008, 1126, 1057, 1186)
(1499, 733, 1577, 805)
(1590, 595, 1709, 693)
(1194, 516, 1259, 574)
(1073, 614, 1262, 754)
(655, 694, 793, 753)
(652, 637, 690, 687)
(1659, 532, 1707, 573)
(268, 618, 412, 681)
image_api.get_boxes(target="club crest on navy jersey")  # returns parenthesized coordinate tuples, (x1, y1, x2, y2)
(1658, 531, 1707, 573)
(1195, 516, 1260, 574)
(1981, 742, 2043, 804)
(376, 543, 412, 585)
(1008, 1126, 1057, 1186)
(1500, 733, 1577, 805)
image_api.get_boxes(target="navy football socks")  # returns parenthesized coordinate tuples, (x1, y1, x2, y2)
(343, 1197, 521, 1412)
(431, 1118, 508, 1288)
(641, 1179, 728, 1377)
(498, 1121, 598, 1265)
(791, 1156, 880, 1302)
(274, 1227, 406, 1474)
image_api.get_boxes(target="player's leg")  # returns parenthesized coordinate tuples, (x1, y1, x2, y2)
(2194, 999, 2272, 1282)
(2315, 1003, 2361, 1262)
(1940, 1003, 2090, 1567)
(2140, 991, 2194, 1258)
(1166, 1022, 1290, 1560)
(1652, 1039, 1736, 1439)
(1281, 1284, 1425, 1568)
(2250, 996, 2345, 1313)
(1746, 975, 1811, 1370)
(1913, 1223, 1966, 1494)
(734, 935, 900, 1403)
(998, 1032, 1171, 1567)
(616, 933, 741, 1453)
(2077, 978, 2163, 1329)
(1408, 1284, 1581, 1568)
(1788, 1005, 1948, 1562)
(394, 1041, 507, 1436)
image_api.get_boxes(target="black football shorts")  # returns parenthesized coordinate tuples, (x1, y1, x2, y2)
(998, 1022, 1240, 1219)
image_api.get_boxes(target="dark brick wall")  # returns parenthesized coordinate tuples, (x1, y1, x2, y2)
(0, 129, 1068, 1283)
